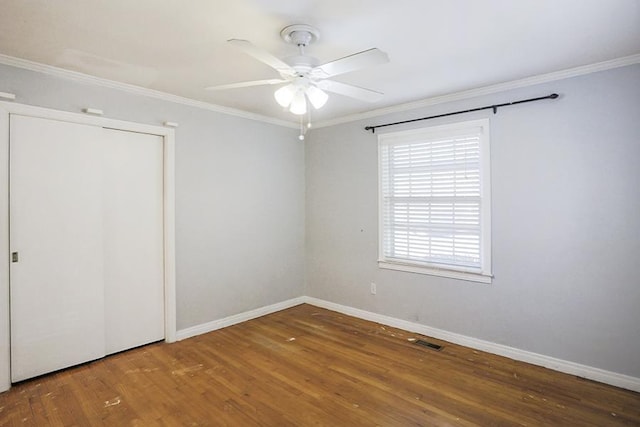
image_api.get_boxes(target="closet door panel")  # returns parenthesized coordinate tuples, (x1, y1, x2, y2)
(103, 129, 164, 355)
(9, 115, 106, 382)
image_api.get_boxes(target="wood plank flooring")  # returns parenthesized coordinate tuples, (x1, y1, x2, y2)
(1, 304, 639, 426)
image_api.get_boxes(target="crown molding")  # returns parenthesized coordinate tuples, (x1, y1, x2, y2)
(313, 53, 640, 129)
(2, 52, 638, 131)
(0, 54, 298, 129)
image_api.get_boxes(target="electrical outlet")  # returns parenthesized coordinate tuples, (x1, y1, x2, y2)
(370, 282, 377, 295)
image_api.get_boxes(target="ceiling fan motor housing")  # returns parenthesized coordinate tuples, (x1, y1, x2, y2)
(284, 55, 319, 76)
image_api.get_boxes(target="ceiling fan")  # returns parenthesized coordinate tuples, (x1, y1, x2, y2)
(206, 24, 389, 116)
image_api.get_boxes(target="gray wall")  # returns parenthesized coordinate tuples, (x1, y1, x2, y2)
(0, 63, 306, 331)
(305, 64, 640, 378)
(2, 60, 638, 381)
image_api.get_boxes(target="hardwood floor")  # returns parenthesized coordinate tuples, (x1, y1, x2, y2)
(1, 304, 639, 426)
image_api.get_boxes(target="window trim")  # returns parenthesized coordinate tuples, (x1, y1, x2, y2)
(377, 119, 492, 284)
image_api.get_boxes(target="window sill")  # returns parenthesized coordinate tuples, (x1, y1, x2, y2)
(378, 260, 492, 284)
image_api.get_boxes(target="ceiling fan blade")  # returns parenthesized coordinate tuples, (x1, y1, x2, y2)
(314, 48, 389, 78)
(228, 39, 296, 76)
(317, 80, 384, 102)
(205, 79, 287, 91)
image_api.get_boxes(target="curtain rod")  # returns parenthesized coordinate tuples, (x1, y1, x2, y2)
(364, 93, 559, 133)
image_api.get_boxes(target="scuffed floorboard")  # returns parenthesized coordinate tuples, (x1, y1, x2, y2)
(1, 304, 639, 426)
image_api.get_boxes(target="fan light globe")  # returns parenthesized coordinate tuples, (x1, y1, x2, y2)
(274, 83, 327, 113)
(289, 90, 307, 115)
(306, 85, 328, 109)
(274, 84, 296, 107)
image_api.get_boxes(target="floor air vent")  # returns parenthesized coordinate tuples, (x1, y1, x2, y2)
(414, 339, 443, 351)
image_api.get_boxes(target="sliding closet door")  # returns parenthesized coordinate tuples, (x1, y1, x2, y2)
(9, 115, 106, 382)
(103, 128, 164, 355)
(10, 116, 165, 382)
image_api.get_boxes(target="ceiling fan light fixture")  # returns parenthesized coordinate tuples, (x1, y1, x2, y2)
(210, 24, 389, 127)
(274, 84, 296, 107)
(306, 85, 328, 109)
(289, 89, 307, 115)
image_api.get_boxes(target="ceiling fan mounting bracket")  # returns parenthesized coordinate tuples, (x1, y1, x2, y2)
(280, 24, 320, 47)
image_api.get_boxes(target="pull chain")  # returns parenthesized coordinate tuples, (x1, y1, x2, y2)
(299, 115, 305, 140)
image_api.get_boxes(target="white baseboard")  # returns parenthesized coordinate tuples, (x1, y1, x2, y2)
(302, 296, 640, 393)
(173, 295, 640, 393)
(175, 297, 305, 341)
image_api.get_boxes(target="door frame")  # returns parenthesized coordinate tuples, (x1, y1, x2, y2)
(0, 101, 177, 392)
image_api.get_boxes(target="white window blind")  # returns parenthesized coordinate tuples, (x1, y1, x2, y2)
(378, 120, 491, 282)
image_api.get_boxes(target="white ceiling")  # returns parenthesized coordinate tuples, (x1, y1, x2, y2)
(1, 0, 639, 125)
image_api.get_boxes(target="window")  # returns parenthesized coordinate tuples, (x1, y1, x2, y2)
(378, 119, 492, 283)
